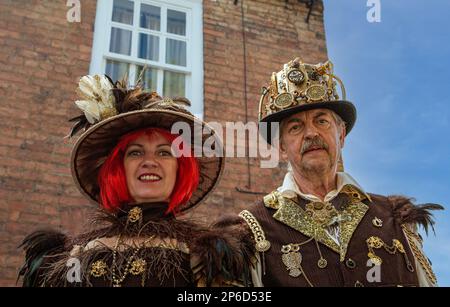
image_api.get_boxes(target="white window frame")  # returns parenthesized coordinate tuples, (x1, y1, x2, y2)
(90, 0, 204, 118)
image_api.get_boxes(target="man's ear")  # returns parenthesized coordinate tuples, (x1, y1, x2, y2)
(339, 124, 346, 149)
(279, 139, 289, 161)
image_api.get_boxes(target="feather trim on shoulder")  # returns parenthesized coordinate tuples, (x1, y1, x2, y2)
(18, 229, 68, 287)
(190, 214, 254, 286)
(388, 195, 444, 235)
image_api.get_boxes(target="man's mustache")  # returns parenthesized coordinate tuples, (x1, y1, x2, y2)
(300, 136, 329, 154)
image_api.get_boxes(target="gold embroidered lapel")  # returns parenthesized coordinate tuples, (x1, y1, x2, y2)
(338, 201, 369, 261)
(273, 197, 340, 254)
(273, 195, 369, 261)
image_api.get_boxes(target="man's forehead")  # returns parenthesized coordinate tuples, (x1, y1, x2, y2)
(284, 108, 333, 122)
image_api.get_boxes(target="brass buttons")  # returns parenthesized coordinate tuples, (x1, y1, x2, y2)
(346, 258, 356, 269)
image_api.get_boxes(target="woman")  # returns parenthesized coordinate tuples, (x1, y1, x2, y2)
(18, 75, 252, 287)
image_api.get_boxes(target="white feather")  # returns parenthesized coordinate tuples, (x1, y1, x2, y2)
(75, 75, 117, 123)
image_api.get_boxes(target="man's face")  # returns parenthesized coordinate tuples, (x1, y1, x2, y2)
(279, 108, 346, 175)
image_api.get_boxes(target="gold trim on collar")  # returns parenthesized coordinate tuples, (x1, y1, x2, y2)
(263, 191, 281, 209)
(273, 195, 369, 261)
(341, 184, 372, 203)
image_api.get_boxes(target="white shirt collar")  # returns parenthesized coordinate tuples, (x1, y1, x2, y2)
(277, 171, 370, 203)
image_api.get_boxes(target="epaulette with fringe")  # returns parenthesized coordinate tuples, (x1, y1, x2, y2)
(388, 195, 443, 235)
(388, 195, 443, 285)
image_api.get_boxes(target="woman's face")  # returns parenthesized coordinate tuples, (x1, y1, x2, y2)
(123, 133, 178, 203)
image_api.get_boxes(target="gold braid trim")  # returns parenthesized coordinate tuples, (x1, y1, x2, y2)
(239, 210, 271, 252)
(402, 224, 437, 285)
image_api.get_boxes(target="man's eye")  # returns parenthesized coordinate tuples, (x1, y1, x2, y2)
(289, 124, 301, 133)
(318, 119, 329, 125)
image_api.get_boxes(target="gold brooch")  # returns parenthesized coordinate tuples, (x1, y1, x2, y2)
(305, 201, 338, 227)
(281, 244, 303, 277)
(372, 217, 383, 228)
(90, 260, 108, 277)
(127, 207, 142, 223)
(366, 236, 412, 269)
(129, 258, 147, 275)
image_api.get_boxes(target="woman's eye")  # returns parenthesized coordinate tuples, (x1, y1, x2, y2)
(158, 150, 173, 157)
(127, 150, 142, 157)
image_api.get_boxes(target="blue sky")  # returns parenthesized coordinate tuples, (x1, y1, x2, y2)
(323, 0, 450, 285)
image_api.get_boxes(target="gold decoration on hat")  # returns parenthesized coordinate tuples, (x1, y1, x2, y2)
(75, 75, 118, 124)
(258, 58, 347, 122)
(306, 84, 326, 101)
(274, 92, 294, 109)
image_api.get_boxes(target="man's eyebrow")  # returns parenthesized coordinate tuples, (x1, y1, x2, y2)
(286, 117, 302, 124)
(313, 111, 330, 118)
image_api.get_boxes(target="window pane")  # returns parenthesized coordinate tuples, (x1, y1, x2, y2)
(138, 33, 159, 61)
(165, 39, 186, 66)
(105, 60, 129, 83)
(167, 9, 186, 36)
(163, 71, 185, 97)
(140, 4, 160, 30)
(136, 66, 158, 92)
(110, 27, 132, 55)
(112, 0, 134, 25)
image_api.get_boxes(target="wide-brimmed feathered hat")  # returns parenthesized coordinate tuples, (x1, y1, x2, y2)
(67, 75, 224, 212)
(258, 57, 356, 144)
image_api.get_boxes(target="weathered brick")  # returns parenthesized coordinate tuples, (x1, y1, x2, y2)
(0, 0, 326, 286)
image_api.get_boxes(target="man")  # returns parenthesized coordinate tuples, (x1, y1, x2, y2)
(224, 57, 442, 287)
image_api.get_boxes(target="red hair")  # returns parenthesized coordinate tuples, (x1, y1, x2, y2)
(97, 127, 199, 215)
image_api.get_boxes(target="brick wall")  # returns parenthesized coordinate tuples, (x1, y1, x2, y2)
(0, 0, 327, 286)
(0, 0, 97, 286)
(188, 0, 328, 218)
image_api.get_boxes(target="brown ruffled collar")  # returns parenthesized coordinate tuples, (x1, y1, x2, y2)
(116, 202, 175, 224)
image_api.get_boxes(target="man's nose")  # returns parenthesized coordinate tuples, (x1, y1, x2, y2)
(303, 122, 319, 138)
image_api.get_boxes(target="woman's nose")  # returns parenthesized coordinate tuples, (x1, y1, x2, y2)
(140, 154, 159, 168)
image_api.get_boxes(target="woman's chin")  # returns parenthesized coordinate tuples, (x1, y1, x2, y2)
(134, 196, 168, 203)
